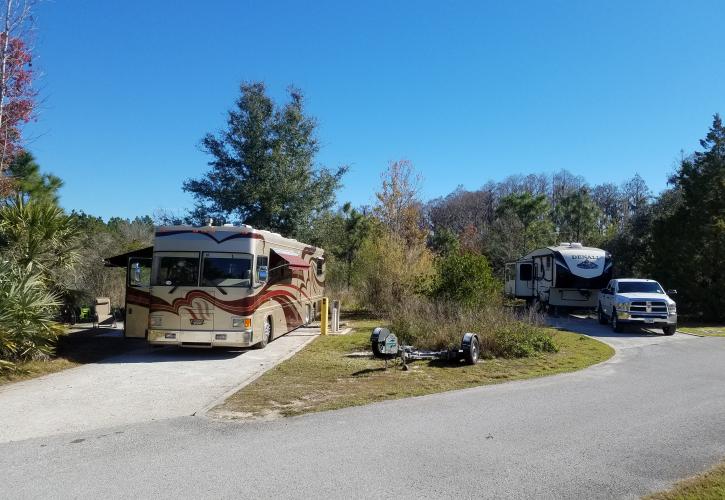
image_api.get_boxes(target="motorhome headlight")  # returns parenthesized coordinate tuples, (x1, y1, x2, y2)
(668, 302, 677, 314)
(232, 317, 252, 329)
(150, 315, 163, 327)
(616, 301, 630, 311)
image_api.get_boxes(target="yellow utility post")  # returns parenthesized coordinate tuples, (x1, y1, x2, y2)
(320, 297, 329, 335)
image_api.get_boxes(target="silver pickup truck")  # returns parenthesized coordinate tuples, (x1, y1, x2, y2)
(598, 278, 677, 335)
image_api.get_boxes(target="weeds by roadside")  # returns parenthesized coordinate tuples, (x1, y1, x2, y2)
(388, 296, 556, 357)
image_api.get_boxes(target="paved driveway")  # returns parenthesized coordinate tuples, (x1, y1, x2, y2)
(2, 318, 724, 499)
(0, 328, 318, 443)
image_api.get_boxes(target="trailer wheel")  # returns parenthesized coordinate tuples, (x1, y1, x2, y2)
(462, 334, 480, 365)
(597, 306, 607, 325)
(612, 309, 624, 333)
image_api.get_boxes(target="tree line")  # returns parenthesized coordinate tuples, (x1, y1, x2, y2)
(180, 82, 724, 322)
(1, 72, 723, 370)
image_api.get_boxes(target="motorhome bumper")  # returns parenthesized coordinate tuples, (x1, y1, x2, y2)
(148, 329, 253, 347)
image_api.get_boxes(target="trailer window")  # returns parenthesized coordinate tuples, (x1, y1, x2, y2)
(152, 253, 200, 286)
(519, 263, 532, 281)
(202, 252, 252, 287)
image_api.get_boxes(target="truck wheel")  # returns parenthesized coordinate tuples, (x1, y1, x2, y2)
(612, 309, 624, 333)
(663, 325, 676, 336)
(598, 306, 607, 325)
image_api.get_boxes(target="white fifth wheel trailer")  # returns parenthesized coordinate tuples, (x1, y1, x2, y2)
(504, 242, 612, 312)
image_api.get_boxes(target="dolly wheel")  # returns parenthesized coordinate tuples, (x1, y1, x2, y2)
(465, 335, 480, 365)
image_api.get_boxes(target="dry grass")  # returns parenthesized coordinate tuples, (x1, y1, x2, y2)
(212, 316, 613, 420)
(389, 297, 556, 356)
(645, 460, 725, 499)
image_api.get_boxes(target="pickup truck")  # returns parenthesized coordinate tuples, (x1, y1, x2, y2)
(598, 278, 677, 335)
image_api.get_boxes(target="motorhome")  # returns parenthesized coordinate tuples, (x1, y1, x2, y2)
(504, 243, 612, 312)
(107, 224, 325, 348)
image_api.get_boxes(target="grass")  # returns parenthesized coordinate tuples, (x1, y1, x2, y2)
(678, 324, 725, 337)
(645, 460, 725, 500)
(212, 317, 614, 420)
(0, 327, 143, 386)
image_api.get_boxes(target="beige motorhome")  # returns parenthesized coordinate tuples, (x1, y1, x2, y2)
(145, 224, 325, 348)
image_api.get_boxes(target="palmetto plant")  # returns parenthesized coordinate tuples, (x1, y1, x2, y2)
(0, 195, 80, 286)
(0, 260, 62, 371)
(0, 196, 77, 371)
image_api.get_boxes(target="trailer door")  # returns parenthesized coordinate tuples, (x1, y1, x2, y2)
(515, 262, 534, 297)
(125, 258, 151, 338)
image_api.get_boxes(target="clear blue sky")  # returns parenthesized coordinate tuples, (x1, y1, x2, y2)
(27, 0, 725, 220)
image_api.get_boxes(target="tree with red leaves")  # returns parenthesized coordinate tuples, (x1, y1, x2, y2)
(0, 0, 35, 196)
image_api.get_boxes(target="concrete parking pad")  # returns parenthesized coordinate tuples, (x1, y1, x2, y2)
(0, 328, 319, 443)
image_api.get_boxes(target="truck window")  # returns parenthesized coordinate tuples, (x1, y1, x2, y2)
(618, 282, 664, 294)
(201, 252, 252, 287)
(519, 263, 532, 281)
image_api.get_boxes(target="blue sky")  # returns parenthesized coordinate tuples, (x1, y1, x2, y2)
(27, 0, 725, 220)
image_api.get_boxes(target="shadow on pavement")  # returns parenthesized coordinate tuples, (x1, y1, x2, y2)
(550, 315, 667, 339)
(98, 346, 251, 364)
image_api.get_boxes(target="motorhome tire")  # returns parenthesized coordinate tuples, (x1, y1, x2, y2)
(598, 306, 607, 325)
(663, 325, 676, 336)
(612, 309, 624, 333)
(255, 317, 272, 349)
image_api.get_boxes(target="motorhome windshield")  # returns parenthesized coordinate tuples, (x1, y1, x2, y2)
(618, 282, 664, 294)
(152, 253, 199, 286)
(201, 252, 252, 287)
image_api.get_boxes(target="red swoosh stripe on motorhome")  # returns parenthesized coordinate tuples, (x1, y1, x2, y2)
(150, 285, 304, 317)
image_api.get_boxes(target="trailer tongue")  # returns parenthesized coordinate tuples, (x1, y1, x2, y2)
(370, 327, 480, 368)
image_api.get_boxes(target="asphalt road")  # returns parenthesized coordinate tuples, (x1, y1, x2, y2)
(2, 318, 725, 499)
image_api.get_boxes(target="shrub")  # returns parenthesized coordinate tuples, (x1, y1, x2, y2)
(353, 229, 434, 314)
(0, 261, 63, 372)
(388, 295, 556, 358)
(428, 251, 500, 307)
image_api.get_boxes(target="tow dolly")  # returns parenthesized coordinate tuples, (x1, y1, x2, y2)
(370, 327, 481, 369)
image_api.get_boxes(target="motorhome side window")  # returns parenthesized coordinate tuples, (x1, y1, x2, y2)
(152, 253, 200, 286)
(316, 258, 324, 276)
(201, 252, 252, 287)
(519, 263, 532, 281)
(128, 258, 151, 287)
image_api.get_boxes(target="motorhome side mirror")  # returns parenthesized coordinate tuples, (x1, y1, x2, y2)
(667, 289, 677, 296)
(257, 266, 268, 282)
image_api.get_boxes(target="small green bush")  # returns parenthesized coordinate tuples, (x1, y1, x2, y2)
(428, 252, 500, 307)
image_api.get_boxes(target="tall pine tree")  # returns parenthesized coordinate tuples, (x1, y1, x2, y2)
(183, 82, 347, 236)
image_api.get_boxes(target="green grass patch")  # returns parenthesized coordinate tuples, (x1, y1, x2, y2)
(678, 324, 725, 337)
(645, 460, 725, 499)
(213, 318, 614, 420)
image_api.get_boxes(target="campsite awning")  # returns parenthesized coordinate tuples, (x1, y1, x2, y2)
(104, 246, 154, 267)
(274, 251, 310, 271)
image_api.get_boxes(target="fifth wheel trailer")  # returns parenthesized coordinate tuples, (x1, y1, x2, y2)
(505, 243, 612, 311)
